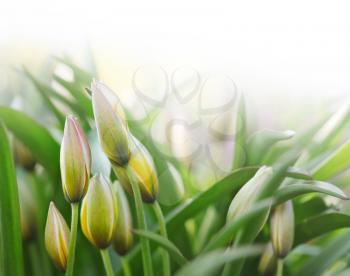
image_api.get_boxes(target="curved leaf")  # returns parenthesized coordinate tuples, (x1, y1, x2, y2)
(313, 138, 350, 180)
(0, 107, 60, 180)
(175, 245, 264, 276)
(247, 129, 295, 165)
(274, 181, 349, 205)
(298, 230, 350, 276)
(133, 230, 187, 266)
(295, 213, 350, 245)
(0, 123, 24, 276)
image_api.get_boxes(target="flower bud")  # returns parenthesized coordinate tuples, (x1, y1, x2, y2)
(270, 200, 294, 258)
(91, 80, 130, 167)
(81, 174, 118, 249)
(112, 182, 133, 255)
(227, 166, 273, 222)
(258, 243, 277, 275)
(113, 137, 158, 203)
(45, 202, 70, 272)
(18, 179, 36, 242)
(13, 139, 36, 171)
(60, 115, 91, 203)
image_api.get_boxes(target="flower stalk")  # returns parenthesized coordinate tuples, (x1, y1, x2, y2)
(65, 203, 79, 276)
(100, 249, 114, 276)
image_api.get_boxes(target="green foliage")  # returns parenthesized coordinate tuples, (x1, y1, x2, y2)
(2, 58, 350, 276)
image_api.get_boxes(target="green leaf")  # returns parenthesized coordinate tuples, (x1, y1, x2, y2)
(297, 230, 350, 276)
(247, 129, 295, 165)
(274, 181, 349, 205)
(295, 213, 350, 245)
(0, 107, 60, 180)
(23, 68, 65, 128)
(231, 93, 247, 170)
(313, 138, 350, 180)
(286, 167, 313, 180)
(133, 230, 187, 266)
(166, 167, 259, 233)
(0, 123, 24, 276)
(203, 199, 272, 252)
(175, 245, 264, 276)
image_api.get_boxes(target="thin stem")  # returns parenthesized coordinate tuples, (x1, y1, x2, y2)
(121, 257, 132, 276)
(127, 167, 153, 276)
(100, 249, 114, 276)
(276, 259, 284, 276)
(65, 203, 79, 276)
(152, 201, 170, 276)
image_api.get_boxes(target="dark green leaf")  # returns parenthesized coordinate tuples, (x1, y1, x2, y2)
(0, 107, 60, 180)
(0, 123, 24, 276)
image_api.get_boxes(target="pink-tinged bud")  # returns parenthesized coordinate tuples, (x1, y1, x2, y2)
(45, 202, 70, 272)
(81, 174, 118, 249)
(60, 115, 91, 203)
(91, 80, 130, 167)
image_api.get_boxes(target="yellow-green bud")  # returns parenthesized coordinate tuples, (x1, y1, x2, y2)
(113, 138, 158, 203)
(18, 180, 36, 242)
(60, 115, 91, 203)
(270, 200, 294, 258)
(45, 202, 70, 272)
(227, 166, 273, 222)
(13, 139, 36, 171)
(113, 182, 133, 255)
(91, 80, 130, 167)
(81, 174, 118, 249)
(258, 243, 277, 275)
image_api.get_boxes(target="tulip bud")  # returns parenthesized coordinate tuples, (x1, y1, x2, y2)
(13, 139, 36, 171)
(91, 80, 130, 167)
(112, 182, 133, 255)
(45, 202, 70, 272)
(270, 200, 294, 258)
(227, 166, 273, 222)
(60, 115, 91, 203)
(18, 179, 36, 242)
(81, 174, 118, 249)
(258, 243, 277, 275)
(113, 137, 158, 203)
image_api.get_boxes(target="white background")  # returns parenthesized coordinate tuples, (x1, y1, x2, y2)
(1, 0, 350, 127)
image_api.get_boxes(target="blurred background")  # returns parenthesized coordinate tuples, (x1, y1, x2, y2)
(1, 0, 350, 129)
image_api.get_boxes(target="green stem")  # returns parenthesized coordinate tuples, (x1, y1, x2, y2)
(28, 242, 40, 276)
(65, 203, 79, 276)
(127, 167, 153, 276)
(121, 257, 132, 276)
(276, 259, 283, 276)
(152, 201, 170, 276)
(100, 249, 114, 276)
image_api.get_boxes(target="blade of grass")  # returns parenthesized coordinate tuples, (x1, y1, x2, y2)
(0, 107, 60, 180)
(133, 230, 188, 266)
(175, 245, 264, 276)
(295, 213, 350, 245)
(0, 123, 24, 276)
(297, 230, 350, 276)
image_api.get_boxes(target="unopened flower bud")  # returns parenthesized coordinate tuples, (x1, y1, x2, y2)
(270, 200, 294, 258)
(258, 243, 277, 275)
(113, 138, 158, 203)
(91, 80, 130, 167)
(81, 174, 118, 249)
(227, 166, 273, 222)
(113, 182, 133, 255)
(45, 202, 70, 272)
(13, 139, 36, 171)
(60, 115, 91, 203)
(18, 179, 36, 242)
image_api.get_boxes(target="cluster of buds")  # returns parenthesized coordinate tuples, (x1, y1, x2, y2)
(45, 111, 135, 272)
(90, 80, 159, 203)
